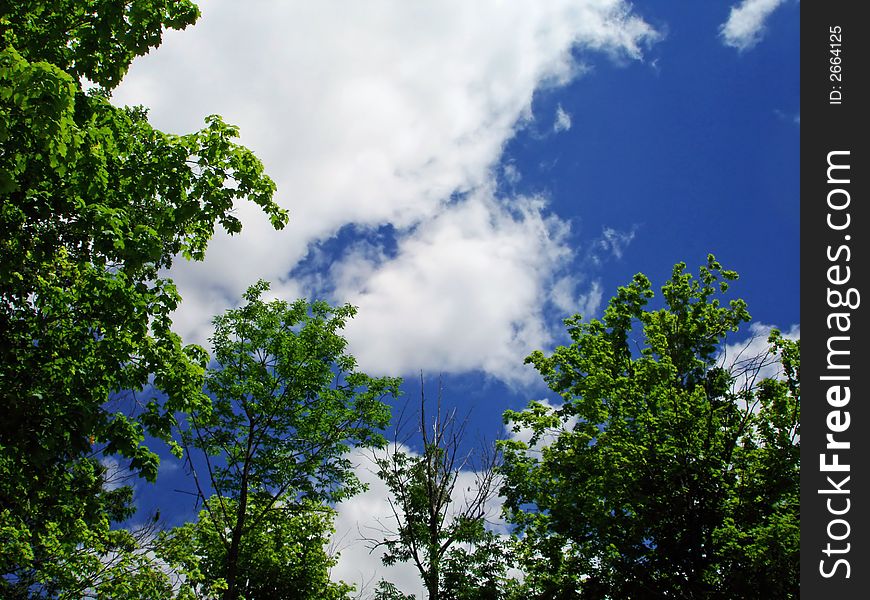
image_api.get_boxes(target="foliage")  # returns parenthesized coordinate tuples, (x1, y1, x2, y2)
(1, 7, 801, 596)
(0, 1, 201, 90)
(439, 531, 517, 600)
(161, 497, 353, 600)
(180, 281, 400, 600)
(374, 531, 518, 600)
(1, 1, 287, 594)
(500, 256, 800, 599)
(374, 580, 417, 600)
(373, 381, 502, 600)
(0, 465, 177, 599)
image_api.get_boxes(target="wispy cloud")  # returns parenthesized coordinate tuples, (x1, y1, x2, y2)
(553, 104, 573, 133)
(502, 162, 522, 186)
(550, 277, 603, 319)
(591, 225, 636, 263)
(774, 108, 800, 125)
(720, 0, 787, 51)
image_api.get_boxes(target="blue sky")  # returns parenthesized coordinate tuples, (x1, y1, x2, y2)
(113, 0, 799, 594)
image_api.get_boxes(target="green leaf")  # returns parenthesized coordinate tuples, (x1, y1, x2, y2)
(500, 257, 799, 598)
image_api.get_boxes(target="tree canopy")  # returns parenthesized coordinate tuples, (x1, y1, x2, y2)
(1, 2, 287, 594)
(177, 281, 400, 600)
(1, 4, 800, 598)
(500, 256, 800, 599)
(372, 381, 503, 600)
(162, 497, 354, 600)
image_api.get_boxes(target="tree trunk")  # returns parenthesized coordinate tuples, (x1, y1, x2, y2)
(223, 506, 246, 600)
(224, 421, 255, 600)
(426, 564, 439, 600)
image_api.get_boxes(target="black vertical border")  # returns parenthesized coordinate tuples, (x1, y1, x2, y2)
(801, 1, 869, 596)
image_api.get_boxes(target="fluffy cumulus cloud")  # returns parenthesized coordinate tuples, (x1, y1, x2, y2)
(719, 0, 787, 51)
(329, 191, 573, 384)
(113, 0, 658, 376)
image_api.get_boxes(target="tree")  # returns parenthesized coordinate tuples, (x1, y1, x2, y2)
(1, 473, 180, 599)
(178, 281, 400, 600)
(373, 580, 417, 600)
(161, 497, 354, 600)
(373, 378, 504, 600)
(1, 2, 287, 593)
(500, 256, 799, 599)
(437, 530, 518, 600)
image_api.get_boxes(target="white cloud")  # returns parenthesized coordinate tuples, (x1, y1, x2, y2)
(720, 0, 787, 51)
(578, 280, 605, 318)
(112, 0, 659, 374)
(550, 277, 603, 319)
(109, 5, 660, 582)
(599, 226, 635, 260)
(330, 190, 572, 385)
(553, 104, 573, 133)
(502, 162, 522, 186)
